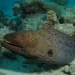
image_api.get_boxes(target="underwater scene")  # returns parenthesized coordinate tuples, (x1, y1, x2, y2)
(0, 0, 75, 75)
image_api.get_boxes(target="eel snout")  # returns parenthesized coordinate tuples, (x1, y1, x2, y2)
(1, 31, 40, 59)
(1, 33, 26, 56)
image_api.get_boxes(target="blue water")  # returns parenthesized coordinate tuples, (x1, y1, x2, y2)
(68, 0, 75, 6)
(0, 0, 75, 17)
(0, 0, 21, 18)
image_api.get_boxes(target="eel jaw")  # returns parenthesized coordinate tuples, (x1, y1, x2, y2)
(1, 34, 39, 59)
(1, 35, 26, 56)
(1, 41, 25, 55)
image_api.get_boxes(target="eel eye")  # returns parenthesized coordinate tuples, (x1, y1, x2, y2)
(48, 50, 53, 56)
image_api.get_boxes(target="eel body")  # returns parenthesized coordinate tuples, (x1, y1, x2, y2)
(1, 28, 75, 64)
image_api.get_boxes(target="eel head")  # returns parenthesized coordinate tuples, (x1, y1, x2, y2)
(1, 28, 75, 64)
(1, 31, 40, 59)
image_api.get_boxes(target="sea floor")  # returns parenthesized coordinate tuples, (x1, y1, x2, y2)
(0, 54, 68, 75)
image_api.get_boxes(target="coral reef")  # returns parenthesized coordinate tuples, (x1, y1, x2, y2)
(69, 59, 75, 75)
(50, 0, 69, 6)
(20, 10, 59, 31)
(0, 15, 20, 31)
(20, 9, 75, 36)
(46, 10, 59, 25)
(60, 7, 75, 24)
(54, 23, 75, 36)
(0, 26, 14, 39)
(21, 0, 47, 17)
(12, 1, 22, 16)
(0, 26, 14, 38)
(22, 0, 46, 7)
(1, 16, 12, 25)
(12, 7, 22, 16)
(20, 14, 46, 30)
(38, 10, 59, 29)
(0, 26, 14, 46)
(13, 1, 64, 18)
(0, 26, 14, 56)
(59, 59, 75, 75)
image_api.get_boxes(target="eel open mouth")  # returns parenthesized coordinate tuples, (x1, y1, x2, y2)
(1, 34, 26, 55)
(1, 33, 39, 59)
(1, 36, 39, 59)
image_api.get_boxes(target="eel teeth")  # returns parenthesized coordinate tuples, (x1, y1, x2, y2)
(4, 39, 11, 43)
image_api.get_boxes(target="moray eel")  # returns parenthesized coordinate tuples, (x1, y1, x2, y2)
(1, 28, 75, 64)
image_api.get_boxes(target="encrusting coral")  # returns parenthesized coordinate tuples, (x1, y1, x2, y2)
(22, 0, 46, 7)
(1, 16, 12, 25)
(13, 0, 47, 17)
(46, 10, 59, 25)
(0, 26, 14, 44)
(12, 0, 64, 18)
(0, 15, 20, 31)
(54, 23, 75, 36)
(0, 26, 14, 56)
(60, 7, 75, 24)
(38, 10, 59, 29)
(20, 14, 46, 30)
(20, 10, 59, 31)
(22, 0, 47, 17)
(12, 1, 22, 16)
